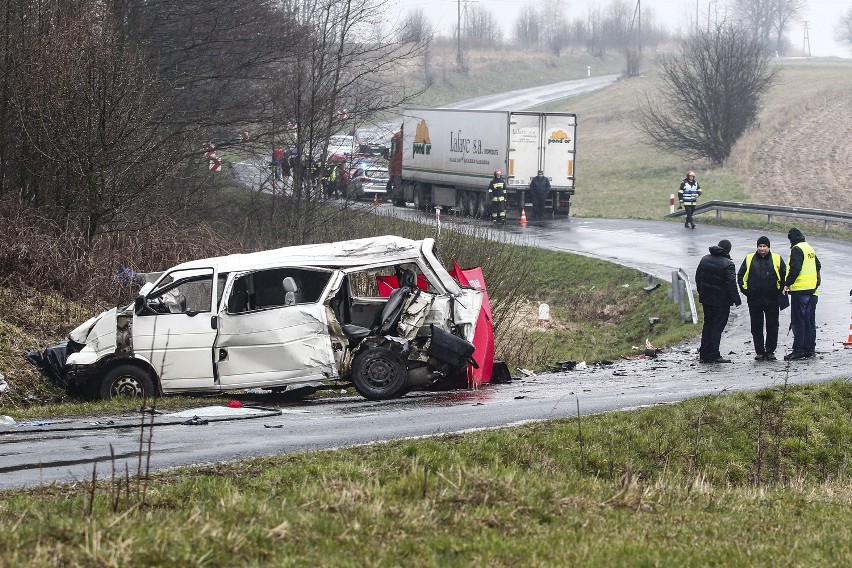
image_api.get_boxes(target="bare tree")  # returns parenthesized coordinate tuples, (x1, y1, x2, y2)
(399, 8, 434, 44)
(541, 0, 570, 56)
(734, 0, 805, 55)
(637, 23, 780, 165)
(463, 4, 503, 48)
(513, 4, 542, 50)
(835, 6, 852, 50)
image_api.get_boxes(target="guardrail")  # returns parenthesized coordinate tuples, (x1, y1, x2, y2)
(666, 200, 852, 230)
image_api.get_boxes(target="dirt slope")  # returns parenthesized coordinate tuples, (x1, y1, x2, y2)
(746, 90, 852, 212)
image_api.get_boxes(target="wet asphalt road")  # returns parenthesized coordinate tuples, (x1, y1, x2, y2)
(1, 212, 849, 490)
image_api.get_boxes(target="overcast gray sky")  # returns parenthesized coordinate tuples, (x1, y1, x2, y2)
(394, 0, 850, 57)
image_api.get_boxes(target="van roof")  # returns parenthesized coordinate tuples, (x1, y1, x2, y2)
(172, 235, 430, 273)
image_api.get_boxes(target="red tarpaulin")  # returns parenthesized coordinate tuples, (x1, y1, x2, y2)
(449, 262, 494, 387)
(377, 266, 495, 388)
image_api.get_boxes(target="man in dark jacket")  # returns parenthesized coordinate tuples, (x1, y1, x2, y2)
(782, 227, 821, 360)
(695, 239, 741, 363)
(528, 170, 551, 220)
(737, 236, 787, 361)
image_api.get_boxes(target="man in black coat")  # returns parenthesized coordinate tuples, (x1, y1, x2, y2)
(695, 239, 742, 363)
(528, 170, 551, 220)
(737, 236, 787, 361)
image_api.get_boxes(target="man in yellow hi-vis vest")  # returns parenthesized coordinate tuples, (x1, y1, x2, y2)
(782, 228, 821, 360)
(737, 236, 787, 361)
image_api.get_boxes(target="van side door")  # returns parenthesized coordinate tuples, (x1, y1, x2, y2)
(215, 267, 338, 388)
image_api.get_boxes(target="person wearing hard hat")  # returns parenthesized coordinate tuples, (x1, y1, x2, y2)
(678, 170, 702, 229)
(737, 236, 787, 361)
(487, 169, 507, 224)
(782, 228, 821, 360)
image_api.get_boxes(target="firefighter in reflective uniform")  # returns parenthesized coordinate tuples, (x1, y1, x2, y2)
(488, 169, 507, 224)
(325, 162, 338, 198)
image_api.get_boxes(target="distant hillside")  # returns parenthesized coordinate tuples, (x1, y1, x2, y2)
(402, 49, 852, 220)
(538, 57, 852, 219)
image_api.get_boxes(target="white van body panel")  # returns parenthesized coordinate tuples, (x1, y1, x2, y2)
(66, 308, 118, 366)
(215, 300, 337, 388)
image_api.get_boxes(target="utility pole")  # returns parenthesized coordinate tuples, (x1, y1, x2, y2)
(457, 0, 462, 68)
(803, 21, 811, 57)
(638, 0, 641, 62)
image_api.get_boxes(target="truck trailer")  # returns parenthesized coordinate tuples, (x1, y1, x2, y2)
(387, 108, 577, 217)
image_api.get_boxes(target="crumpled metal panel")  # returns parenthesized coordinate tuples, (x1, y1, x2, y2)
(216, 302, 337, 387)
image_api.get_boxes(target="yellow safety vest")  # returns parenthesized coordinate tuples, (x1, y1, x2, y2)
(787, 242, 818, 292)
(741, 252, 782, 290)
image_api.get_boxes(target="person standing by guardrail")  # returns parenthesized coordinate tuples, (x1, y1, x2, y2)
(678, 170, 702, 229)
(696, 239, 741, 363)
(737, 236, 787, 362)
(782, 228, 821, 360)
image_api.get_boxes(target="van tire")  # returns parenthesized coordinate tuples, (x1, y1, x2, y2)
(351, 347, 407, 400)
(99, 365, 155, 400)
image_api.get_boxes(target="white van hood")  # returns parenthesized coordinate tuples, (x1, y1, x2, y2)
(68, 308, 118, 345)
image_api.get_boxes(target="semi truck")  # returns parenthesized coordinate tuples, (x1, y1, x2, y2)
(387, 108, 577, 217)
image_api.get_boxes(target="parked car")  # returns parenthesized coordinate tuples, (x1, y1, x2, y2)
(347, 165, 389, 200)
(26, 236, 492, 401)
(326, 134, 355, 161)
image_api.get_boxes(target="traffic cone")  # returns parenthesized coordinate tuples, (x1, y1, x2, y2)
(844, 315, 852, 347)
(520, 208, 528, 225)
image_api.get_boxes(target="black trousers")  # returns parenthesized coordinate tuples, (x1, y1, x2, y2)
(699, 303, 730, 361)
(684, 204, 696, 225)
(531, 191, 547, 220)
(747, 299, 780, 355)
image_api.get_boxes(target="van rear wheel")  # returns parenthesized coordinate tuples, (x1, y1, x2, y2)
(99, 365, 155, 400)
(351, 347, 407, 400)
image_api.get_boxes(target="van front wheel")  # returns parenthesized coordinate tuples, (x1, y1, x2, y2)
(99, 365, 155, 400)
(351, 347, 407, 400)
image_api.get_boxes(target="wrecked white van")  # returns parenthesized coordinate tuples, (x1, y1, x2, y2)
(26, 236, 490, 401)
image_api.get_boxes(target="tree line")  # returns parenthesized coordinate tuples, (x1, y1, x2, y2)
(0, 0, 422, 247)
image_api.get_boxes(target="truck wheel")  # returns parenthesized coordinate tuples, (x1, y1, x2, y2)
(456, 192, 468, 216)
(391, 178, 406, 207)
(99, 365, 155, 400)
(474, 193, 487, 219)
(351, 347, 408, 400)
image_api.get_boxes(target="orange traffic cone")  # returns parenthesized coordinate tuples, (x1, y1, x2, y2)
(844, 315, 852, 347)
(520, 208, 528, 225)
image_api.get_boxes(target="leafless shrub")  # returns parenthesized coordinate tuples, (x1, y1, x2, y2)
(637, 23, 779, 165)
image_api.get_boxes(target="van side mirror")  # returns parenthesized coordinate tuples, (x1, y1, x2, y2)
(134, 296, 145, 314)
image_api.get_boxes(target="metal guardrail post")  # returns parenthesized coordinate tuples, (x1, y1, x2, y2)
(668, 269, 698, 324)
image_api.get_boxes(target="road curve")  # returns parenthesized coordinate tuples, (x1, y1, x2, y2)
(1, 213, 849, 491)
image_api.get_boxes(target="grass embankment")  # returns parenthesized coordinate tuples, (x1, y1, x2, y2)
(3, 380, 851, 566)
